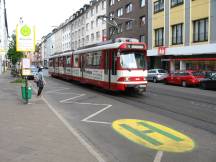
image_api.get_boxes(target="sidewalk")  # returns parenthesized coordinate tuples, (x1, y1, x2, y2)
(0, 72, 99, 162)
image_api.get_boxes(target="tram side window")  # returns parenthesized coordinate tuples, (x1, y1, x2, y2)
(92, 52, 101, 67)
(85, 52, 101, 68)
(112, 52, 117, 75)
(74, 55, 79, 67)
(66, 56, 71, 66)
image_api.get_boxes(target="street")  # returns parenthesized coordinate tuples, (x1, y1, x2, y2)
(33, 75, 216, 162)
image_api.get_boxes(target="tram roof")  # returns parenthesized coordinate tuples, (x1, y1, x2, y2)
(74, 42, 124, 54)
(50, 38, 146, 59)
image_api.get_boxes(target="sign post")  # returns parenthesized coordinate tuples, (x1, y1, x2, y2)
(21, 58, 31, 104)
(16, 22, 35, 104)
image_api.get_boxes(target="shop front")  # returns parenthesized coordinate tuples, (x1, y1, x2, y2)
(147, 43, 216, 72)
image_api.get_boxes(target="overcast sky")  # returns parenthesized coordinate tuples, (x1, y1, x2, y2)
(6, 0, 90, 42)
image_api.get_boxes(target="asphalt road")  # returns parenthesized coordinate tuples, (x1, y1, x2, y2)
(34, 75, 216, 162)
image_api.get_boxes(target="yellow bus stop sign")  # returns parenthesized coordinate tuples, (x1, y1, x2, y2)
(112, 119, 195, 153)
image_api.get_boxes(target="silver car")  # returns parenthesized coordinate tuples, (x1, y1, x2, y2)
(147, 69, 168, 83)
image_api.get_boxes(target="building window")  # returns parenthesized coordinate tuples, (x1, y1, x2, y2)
(140, 35, 146, 42)
(125, 21, 133, 30)
(96, 32, 100, 40)
(118, 24, 123, 33)
(86, 35, 89, 44)
(117, 8, 123, 17)
(140, 0, 145, 7)
(171, 0, 183, 7)
(125, 3, 133, 13)
(91, 8, 94, 16)
(109, 27, 114, 37)
(140, 16, 146, 26)
(154, 0, 164, 13)
(109, 12, 114, 20)
(96, 5, 99, 14)
(102, 0, 105, 9)
(155, 28, 164, 47)
(86, 23, 89, 31)
(91, 21, 94, 29)
(193, 18, 208, 42)
(172, 23, 183, 45)
(102, 29, 106, 37)
(91, 33, 94, 41)
(109, 0, 115, 6)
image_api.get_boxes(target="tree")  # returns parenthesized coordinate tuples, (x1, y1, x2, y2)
(7, 34, 24, 65)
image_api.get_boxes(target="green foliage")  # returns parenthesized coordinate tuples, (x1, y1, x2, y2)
(7, 34, 24, 65)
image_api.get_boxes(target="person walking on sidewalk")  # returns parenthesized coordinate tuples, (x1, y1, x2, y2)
(36, 68, 46, 97)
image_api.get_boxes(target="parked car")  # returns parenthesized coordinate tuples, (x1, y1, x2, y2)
(164, 70, 205, 87)
(200, 74, 216, 90)
(204, 71, 216, 78)
(147, 69, 168, 83)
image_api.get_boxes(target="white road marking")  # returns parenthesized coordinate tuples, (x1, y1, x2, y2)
(46, 88, 70, 94)
(153, 151, 163, 162)
(60, 94, 86, 103)
(31, 86, 106, 162)
(82, 105, 112, 125)
(45, 86, 113, 125)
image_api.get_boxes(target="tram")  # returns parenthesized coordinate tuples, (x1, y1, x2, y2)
(49, 38, 148, 94)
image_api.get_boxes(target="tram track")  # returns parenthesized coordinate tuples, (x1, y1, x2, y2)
(106, 92, 216, 135)
(47, 77, 216, 134)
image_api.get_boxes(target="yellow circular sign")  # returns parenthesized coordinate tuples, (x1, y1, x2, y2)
(20, 25, 31, 37)
(112, 119, 195, 153)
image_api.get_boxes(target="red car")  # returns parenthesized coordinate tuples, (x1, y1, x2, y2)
(164, 71, 205, 87)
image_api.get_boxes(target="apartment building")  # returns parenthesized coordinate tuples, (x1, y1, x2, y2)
(0, 0, 8, 74)
(84, 0, 107, 46)
(107, 0, 147, 42)
(71, 0, 106, 50)
(148, 0, 216, 72)
(71, 6, 88, 50)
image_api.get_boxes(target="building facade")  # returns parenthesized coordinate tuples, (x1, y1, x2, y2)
(148, 0, 216, 72)
(0, 0, 8, 74)
(84, 0, 107, 46)
(107, 0, 148, 42)
(41, 0, 107, 65)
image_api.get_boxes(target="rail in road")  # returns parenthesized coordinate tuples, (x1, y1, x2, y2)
(99, 87, 216, 135)
(32, 77, 216, 162)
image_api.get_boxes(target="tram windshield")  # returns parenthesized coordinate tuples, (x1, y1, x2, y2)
(120, 52, 146, 69)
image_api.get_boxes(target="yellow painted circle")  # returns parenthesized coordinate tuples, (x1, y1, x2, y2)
(112, 119, 195, 153)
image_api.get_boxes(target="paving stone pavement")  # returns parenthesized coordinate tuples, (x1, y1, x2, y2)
(0, 72, 100, 162)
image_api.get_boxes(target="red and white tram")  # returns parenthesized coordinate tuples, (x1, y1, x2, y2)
(49, 38, 148, 94)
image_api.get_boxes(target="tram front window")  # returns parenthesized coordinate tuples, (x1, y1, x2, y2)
(120, 52, 146, 69)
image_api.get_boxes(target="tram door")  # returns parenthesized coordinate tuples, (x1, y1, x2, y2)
(104, 51, 111, 89)
(80, 55, 85, 79)
(104, 50, 117, 90)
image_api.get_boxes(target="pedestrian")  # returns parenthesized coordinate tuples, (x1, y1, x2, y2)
(36, 68, 46, 97)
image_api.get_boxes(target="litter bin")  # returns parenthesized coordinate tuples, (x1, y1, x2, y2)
(21, 86, 32, 99)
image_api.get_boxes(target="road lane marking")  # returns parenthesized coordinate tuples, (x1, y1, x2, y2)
(82, 105, 112, 125)
(31, 85, 106, 162)
(153, 151, 163, 162)
(112, 119, 195, 153)
(46, 88, 71, 94)
(45, 86, 113, 125)
(60, 94, 86, 103)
